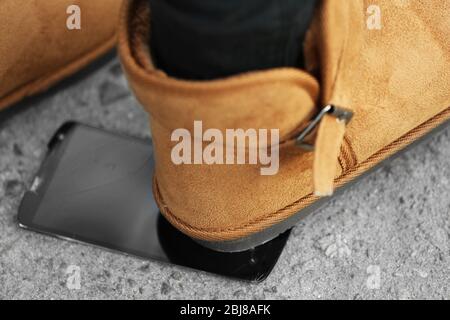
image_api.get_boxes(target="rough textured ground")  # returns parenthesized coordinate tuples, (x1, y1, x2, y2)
(0, 54, 449, 300)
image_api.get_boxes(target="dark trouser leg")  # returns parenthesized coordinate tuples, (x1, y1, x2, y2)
(148, 0, 317, 80)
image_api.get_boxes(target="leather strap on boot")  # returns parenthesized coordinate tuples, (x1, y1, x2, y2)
(296, 104, 353, 196)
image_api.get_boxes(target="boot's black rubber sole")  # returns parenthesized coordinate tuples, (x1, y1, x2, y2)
(195, 118, 450, 252)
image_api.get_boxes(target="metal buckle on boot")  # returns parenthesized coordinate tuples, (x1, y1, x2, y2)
(295, 105, 353, 150)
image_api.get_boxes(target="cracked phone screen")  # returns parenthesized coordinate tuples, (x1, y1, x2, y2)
(19, 123, 290, 282)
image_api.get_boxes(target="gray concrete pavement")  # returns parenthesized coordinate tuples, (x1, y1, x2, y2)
(0, 55, 448, 299)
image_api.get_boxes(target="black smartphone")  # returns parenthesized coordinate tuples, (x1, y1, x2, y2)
(18, 122, 290, 282)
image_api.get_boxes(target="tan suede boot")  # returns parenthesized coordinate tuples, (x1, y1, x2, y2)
(119, 0, 450, 251)
(0, 0, 122, 110)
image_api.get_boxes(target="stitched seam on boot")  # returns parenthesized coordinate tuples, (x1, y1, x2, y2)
(322, 1, 351, 104)
(337, 155, 346, 172)
(339, 135, 357, 172)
